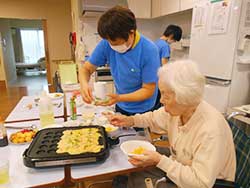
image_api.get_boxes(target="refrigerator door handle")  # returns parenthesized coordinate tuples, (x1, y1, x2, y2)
(206, 78, 231, 87)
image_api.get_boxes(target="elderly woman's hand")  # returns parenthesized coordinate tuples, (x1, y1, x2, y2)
(107, 114, 134, 127)
(128, 150, 162, 167)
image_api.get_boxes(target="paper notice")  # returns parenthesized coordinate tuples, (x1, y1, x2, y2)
(208, 0, 231, 34)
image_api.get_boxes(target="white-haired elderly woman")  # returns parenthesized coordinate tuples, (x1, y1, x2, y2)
(109, 60, 236, 188)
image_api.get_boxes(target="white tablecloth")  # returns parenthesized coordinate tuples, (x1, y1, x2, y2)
(5, 96, 64, 123)
(65, 92, 114, 116)
(70, 129, 149, 180)
(1, 119, 65, 188)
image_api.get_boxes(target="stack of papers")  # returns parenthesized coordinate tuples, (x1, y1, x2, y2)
(233, 104, 250, 114)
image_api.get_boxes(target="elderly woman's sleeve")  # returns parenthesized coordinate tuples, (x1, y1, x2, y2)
(132, 107, 169, 133)
(156, 133, 227, 188)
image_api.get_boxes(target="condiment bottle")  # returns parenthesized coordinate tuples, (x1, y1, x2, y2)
(0, 116, 8, 147)
(39, 91, 55, 127)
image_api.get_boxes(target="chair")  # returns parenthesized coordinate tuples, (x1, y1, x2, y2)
(58, 61, 78, 85)
(53, 60, 79, 92)
(213, 113, 250, 188)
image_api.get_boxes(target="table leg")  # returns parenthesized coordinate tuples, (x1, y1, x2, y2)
(62, 165, 75, 188)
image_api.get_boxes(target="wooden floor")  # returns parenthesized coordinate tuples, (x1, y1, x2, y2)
(0, 85, 50, 121)
(0, 73, 49, 120)
(0, 85, 28, 120)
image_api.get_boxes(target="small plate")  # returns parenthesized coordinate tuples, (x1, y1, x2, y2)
(92, 115, 108, 126)
(101, 110, 115, 116)
(48, 93, 64, 100)
(40, 124, 64, 129)
(9, 139, 32, 145)
(9, 129, 37, 145)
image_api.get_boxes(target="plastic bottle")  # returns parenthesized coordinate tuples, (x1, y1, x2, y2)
(39, 91, 55, 127)
(0, 116, 8, 147)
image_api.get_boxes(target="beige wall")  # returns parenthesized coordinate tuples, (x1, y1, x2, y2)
(0, 19, 17, 83)
(0, 0, 72, 82)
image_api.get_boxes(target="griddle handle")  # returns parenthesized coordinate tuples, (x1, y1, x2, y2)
(108, 133, 137, 146)
(108, 137, 120, 146)
(23, 148, 28, 157)
(23, 148, 33, 168)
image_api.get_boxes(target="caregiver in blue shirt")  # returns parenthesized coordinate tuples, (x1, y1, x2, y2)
(155, 25, 182, 65)
(154, 25, 182, 109)
(79, 6, 160, 116)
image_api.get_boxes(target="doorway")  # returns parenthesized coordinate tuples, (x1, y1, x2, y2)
(0, 18, 50, 94)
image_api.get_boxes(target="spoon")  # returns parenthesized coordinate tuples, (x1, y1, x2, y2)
(5, 124, 37, 130)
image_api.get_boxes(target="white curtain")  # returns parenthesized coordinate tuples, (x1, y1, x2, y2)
(20, 29, 45, 64)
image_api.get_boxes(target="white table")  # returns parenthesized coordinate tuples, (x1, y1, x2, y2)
(70, 129, 150, 182)
(65, 92, 114, 116)
(5, 96, 64, 123)
(1, 119, 65, 188)
(3, 97, 150, 187)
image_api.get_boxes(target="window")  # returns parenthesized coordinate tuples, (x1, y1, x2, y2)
(20, 29, 45, 64)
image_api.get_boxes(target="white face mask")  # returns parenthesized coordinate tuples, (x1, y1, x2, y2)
(109, 42, 132, 53)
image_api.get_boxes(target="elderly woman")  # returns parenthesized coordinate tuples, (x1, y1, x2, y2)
(109, 60, 236, 188)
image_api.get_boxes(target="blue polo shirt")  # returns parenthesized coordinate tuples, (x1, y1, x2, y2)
(155, 39, 171, 61)
(88, 32, 160, 113)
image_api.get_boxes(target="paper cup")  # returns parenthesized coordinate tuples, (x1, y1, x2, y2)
(93, 82, 108, 101)
(0, 159, 9, 185)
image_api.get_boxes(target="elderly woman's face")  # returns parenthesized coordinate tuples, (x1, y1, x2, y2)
(159, 80, 185, 116)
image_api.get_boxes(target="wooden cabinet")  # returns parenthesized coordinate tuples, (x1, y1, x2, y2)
(160, 0, 180, 16)
(152, 0, 161, 18)
(127, 0, 151, 18)
(127, 0, 192, 19)
(180, 0, 194, 11)
(152, 0, 181, 18)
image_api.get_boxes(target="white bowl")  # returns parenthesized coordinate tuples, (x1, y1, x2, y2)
(120, 140, 156, 157)
(103, 124, 119, 133)
(92, 115, 108, 126)
(82, 112, 95, 120)
(48, 93, 64, 100)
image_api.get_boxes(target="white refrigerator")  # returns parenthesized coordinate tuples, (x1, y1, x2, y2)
(189, 0, 250, 113)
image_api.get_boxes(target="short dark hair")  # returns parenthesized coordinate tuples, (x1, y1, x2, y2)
(98, 6, 137, 41)
(163, 25, 182, 41)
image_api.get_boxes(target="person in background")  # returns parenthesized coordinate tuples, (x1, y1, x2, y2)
(109, 60, 236, 188)
(155, 25, 182, 65)
(79, 6, 160, 116)
(154, 25, 182, 109)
